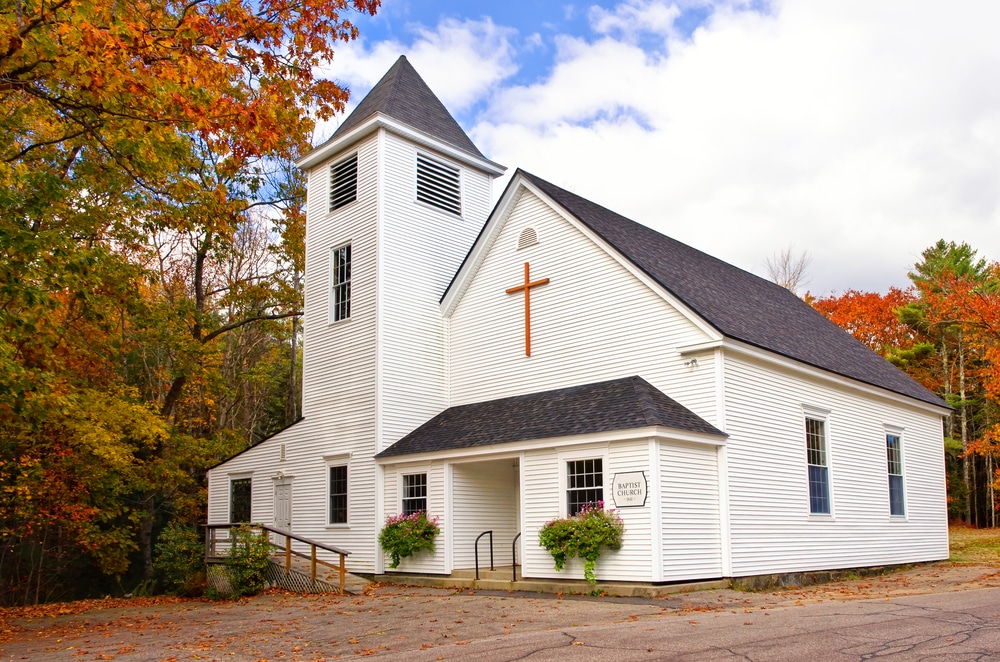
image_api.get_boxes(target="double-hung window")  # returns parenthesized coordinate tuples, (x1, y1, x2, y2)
(402, 473, 427, 516)
(886, 433, 905, 516)
(329, 465, 348, 524)
(566, 458, 603, 516)
(330, 244, 351, 322)
(805, 417, 831, 515)
(230, 477, 252, 523)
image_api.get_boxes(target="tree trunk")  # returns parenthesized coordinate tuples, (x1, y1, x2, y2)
(140, 494, 156, 581)
(959, 333, 971, 525)
(288, 313, 298, 423)
(161, 374, 187, 419)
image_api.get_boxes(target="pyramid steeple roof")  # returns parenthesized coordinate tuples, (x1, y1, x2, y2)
(331, 55, 485, 160)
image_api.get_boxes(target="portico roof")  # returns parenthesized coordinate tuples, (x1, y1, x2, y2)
(376, 376, 725, 459)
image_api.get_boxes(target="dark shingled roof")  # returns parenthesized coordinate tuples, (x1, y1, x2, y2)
(518, 171, 946, 408)
(330, 55, 485, 160)
(377, 376, 725, 458)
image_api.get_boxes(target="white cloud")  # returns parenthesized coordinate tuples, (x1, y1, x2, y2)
(589, 0, 681, 38)
(469, 0, 1000, 294)
(314, 0, 1000, 294)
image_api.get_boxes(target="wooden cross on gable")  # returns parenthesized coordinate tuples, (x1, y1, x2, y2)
(505, 262, 549, 356)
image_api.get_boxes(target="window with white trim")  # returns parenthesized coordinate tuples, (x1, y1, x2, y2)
(329, 465, 348, 524)
(330, 244, 351, 322)
(566, 458, 603, 516)
(230, 477, 252, 523)
(329, 153, 358, 211)
(805, 417, 831, 514)
(402, 473, 427, 515)
(416, 153, 461, 215)
(886, 433, 905, 516)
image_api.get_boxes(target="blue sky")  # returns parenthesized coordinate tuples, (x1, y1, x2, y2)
(318, 1, 1000, 295)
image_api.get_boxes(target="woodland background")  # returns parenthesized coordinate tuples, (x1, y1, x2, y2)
(2, 0, 999, 607)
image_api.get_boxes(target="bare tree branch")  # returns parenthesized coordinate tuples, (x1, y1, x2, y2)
(766, 247, 811, 295)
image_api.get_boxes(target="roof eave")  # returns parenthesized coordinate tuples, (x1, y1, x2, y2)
(375, 424, 728, 464)
(678, 338, 951, 414)
(296, 113, 506, 176)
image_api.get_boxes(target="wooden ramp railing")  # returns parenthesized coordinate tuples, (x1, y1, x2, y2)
(205, 523, 351, 593)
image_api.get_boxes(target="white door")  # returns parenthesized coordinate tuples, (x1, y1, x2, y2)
(274, 484, 291, 532)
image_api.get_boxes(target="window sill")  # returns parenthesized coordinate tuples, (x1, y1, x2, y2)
(325, 523, 350, 530)
(327, 317, 352, 328)
(807, 513, 834, 521)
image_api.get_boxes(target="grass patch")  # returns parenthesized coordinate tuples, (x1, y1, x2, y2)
(949, 524, 1000, 563)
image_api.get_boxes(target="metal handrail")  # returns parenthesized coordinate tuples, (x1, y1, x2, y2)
(511, 532, 521, 582)
(205, 523, 350, 593)
(474, 530, 494, 579)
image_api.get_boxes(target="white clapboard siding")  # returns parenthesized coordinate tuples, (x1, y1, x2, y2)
(451, 459, 520, 569)
(603, 439, 655, 581)
(205, 417, 381, 572)
(722, 352, 949, 576)
(208, 134, 384, 572)
(378, 134, 493, 450)
(209, 125, 498, 574)
(520, 440, 656, 582)
(660, 441, 723, 580)
(381, 462, 448, 573)
(520, 447, 561, 580)
(448, 190, 717, 427)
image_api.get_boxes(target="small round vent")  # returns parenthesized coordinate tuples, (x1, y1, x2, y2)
(518, 227, 538, 250)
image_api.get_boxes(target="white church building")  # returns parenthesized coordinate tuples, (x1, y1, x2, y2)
(207, 56, 950, 584)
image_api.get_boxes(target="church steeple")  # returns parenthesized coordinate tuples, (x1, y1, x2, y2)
(332, 55, 485, 160)
(297, 55, 501, 175)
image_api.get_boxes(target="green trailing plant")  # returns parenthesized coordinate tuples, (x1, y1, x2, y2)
(378, 511, 441, 569)
(538, 502, 624, 584)
(153, 521, 206, 596)
(223, 524, 272, 598)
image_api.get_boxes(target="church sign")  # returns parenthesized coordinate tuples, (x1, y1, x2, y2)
(611, 472, 648, 508)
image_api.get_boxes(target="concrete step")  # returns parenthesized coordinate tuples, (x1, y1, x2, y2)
(450, 566, 520, 582)
(374, 572, 729, 598)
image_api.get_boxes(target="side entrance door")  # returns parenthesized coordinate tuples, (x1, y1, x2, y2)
(274, 483, 291, 532)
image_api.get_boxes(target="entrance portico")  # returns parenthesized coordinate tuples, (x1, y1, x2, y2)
(449, 457, 521, 573)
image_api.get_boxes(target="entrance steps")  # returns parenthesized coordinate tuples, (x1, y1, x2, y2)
(375, 566, 729, 598)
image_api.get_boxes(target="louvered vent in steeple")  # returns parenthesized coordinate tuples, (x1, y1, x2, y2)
(417, 154, 461, 216)
(329, 153, 358, 211)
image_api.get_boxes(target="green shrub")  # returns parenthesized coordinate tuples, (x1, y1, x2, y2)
(378, 511, 440, 569)
(153, 521, 206, 596)
(538, 502, 624, 584)
(223, 524, 273, 597)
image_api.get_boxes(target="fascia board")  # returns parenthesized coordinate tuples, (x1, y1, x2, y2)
(440, 175, 526, 316)
(296, 114, 506, 176)
(375, 425, 727, 466)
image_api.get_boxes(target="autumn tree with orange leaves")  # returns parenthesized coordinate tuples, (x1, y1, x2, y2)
(813, 241, 1000, 527)
(1, 0, 378, 605)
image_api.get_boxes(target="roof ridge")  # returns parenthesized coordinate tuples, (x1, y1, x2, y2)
(382, 55, 407, 117)
(627, 376, 663, 427)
